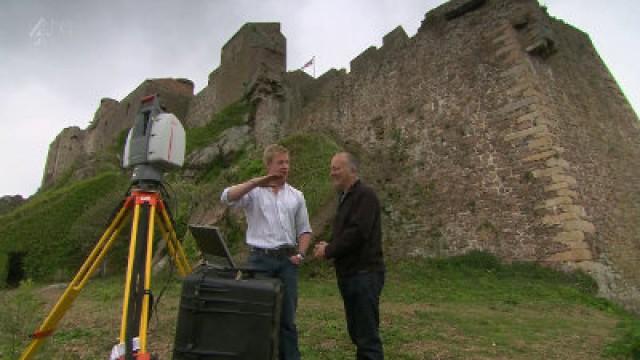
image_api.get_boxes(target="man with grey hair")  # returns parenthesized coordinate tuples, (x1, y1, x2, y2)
(314, 151, 385, 360)
(221, 144, 312, 360)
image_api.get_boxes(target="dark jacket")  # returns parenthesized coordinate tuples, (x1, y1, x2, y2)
(325, 180, 385, 277)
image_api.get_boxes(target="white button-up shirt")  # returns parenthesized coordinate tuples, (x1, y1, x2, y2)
(221, 183, 312, 249)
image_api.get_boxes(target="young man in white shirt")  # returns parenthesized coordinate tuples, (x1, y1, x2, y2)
(221, 144, 312, 360)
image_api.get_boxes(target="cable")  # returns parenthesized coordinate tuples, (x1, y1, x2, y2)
(159, 181, 179, 230)
(149, 180, 181, 330)
(149, 251, 176, 330)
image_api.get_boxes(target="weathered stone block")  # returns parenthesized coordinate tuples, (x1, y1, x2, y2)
(527, 136, 553, 151)
(523, 150, 556, 162)
(532, 166, 564, 178)
(535, 196, 573, 210)
(504, 124, 548, 142)
(553, 230, 585, 244)
(545, 158, 570, 169)
(562, 220, 596, 233)
(544, 182, 571, 192)
(545, 248, 592, 262)
(551, 174, 576, 185)
(542, 212, 579, 225)
(558, 205, 587, 218)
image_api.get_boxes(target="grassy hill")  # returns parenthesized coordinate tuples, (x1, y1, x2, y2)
(1, 252, 640, 359)
(0, 172, 129, 284)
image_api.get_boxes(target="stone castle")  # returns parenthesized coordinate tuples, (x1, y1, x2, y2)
(42, 0, 640, 310)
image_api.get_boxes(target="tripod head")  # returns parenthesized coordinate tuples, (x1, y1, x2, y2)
(122, 94, 186, 186)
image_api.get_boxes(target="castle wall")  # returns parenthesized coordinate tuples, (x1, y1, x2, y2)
(41, 126, 86, 188)
(287, 0, 640, 309)
(84, 98, 126, 154)
(538, 18, 640, 308)
(292, 0, 542, 260)
(184, 71, 219, 128)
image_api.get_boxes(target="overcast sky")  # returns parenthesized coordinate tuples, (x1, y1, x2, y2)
(1, 0, 638, 197)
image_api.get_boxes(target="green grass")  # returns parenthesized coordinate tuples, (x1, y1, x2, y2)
(281, 133, 341, 216)
(2, 252, 639, 359)
(185, 100, 251, 154)
(0, 172, 129, 284)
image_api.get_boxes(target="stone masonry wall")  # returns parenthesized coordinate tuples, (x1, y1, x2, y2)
(536, 17, 640, 308)
(184, 70, 219, 128)
(42, 126, 87, 188)
(286, 0, 640, 309)
(293, 0, 547, 260)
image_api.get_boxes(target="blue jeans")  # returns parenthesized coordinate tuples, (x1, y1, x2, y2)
(248, 253, 300, 360)
(338, 271, 385, 360)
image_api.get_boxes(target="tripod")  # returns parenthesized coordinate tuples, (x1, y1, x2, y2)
(20, 183, 192, 360)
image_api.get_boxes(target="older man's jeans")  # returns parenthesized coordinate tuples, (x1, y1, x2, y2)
(338, 271, 385, 360)
(248, 252, 300, 360)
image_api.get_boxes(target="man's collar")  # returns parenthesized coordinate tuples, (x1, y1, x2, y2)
(347, 178, 360, 192)
(341, 179, 360, 195)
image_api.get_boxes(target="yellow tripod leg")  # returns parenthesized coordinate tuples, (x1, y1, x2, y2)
(119, 201, 142, 344)
(20, 200, 131, 360)
(157, 203, 192, 276)
(138, 200, 156, 355)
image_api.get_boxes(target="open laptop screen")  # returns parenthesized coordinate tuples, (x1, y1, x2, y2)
(188, 225, 236, 269)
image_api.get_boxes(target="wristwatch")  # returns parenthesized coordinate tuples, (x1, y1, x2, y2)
(296, 253, 305, 261)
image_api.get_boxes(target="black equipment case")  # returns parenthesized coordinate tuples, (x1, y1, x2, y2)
(173, 265, 282, 359)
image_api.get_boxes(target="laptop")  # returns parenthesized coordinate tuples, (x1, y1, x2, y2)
(188, 224, 237, 269)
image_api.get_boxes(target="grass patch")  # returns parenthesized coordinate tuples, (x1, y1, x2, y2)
(185, 100, 251, 155)
(605, 318, 640, 359)
(4, 252, 637, 359)
(388, 251, 602, 307)
(0, 280, 44, 358)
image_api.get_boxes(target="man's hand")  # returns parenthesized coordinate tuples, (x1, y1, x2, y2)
(289, 253, 304, 266)
(314, 241, 328, 259)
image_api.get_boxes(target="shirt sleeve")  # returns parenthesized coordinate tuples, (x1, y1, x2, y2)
(295, 195, 313, 237)
(220, 186, 253, 208)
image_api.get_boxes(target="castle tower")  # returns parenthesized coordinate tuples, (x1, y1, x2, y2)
(215, 23, 286, 110)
